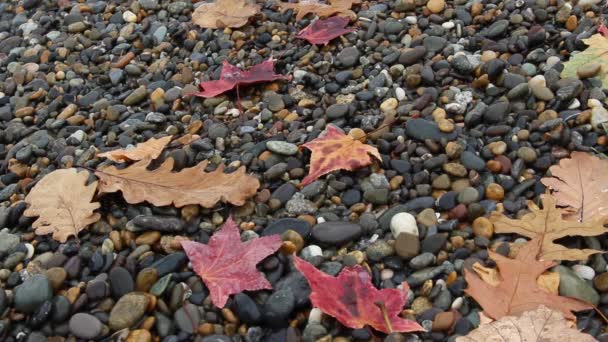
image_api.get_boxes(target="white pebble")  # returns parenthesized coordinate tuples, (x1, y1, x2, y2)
(308, 308, 323, 323)
(301, 245, 323, 258)
(442, 22, 455, 29)
(568, 98, 580, 109)
(395, 87, 406, 101)
(451, 297, 463, 310)
(123, 11, 137, 23)
(572, 265, 595, 280)
(404, 16, 417, 24)
(528, 74, 546, 88)
(24, 243, 35, 259)
(316, 216, 325, 224)
(381, 269, 394, 281)
(390, 212, 419, 238)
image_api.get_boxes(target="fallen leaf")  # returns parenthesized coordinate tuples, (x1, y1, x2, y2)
(489, 194, 607, 261)
(464, 237, 592, 320)
(192, 0, 260, 29)
(471, 262, 500, 286)
(300, 124, 381, 186)
(472, 263, 559, 295)
(95, 158, 259, 208)
(181, 217, 282, 307)
(279, 0, 360, 21)
(189, 59, 288, 98)
(296, 16, 355, 45)
(97, 136, 172, 163)
(537, 271, 560, 295)
(24, 169, 101, 242)
(561, 34, 608, 88)
(600, 24, 608, 38)
(456, 305, 596, 342)
(540, 152, 608, 222)
(174, 134, 200, 146)
(293, 256, 424, 333)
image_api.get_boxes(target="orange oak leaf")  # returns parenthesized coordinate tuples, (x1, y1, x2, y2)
(97, 136, 171, 163)
(279, 0, 360, 21)
(456, 305, 596, 342)
(24, 169, 101, 242)
(489, 194, 607, 261)
(181, 217, 282, 307)
(95, 158, 259, 208)
(464, 237, 592, 321)
(300, 124, 381, 186)
(192, 0, 260, 29)
(540, 152, 608, 222)
(293, 256, 424, 333)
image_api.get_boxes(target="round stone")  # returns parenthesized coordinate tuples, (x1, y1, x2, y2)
(69, 313, 103, 339)
(472, 217, 494, 239)
(486, 183, 505, 201)
(427, 0, 445, 13)
(390, 212, 419, 237)
(266, 141, 298, 156)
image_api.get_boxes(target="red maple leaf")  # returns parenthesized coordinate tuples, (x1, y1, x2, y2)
(188, 59, 288, 98)
(599, 23, 608, 38)
(293, 256, 424, 333)
(181, 217, 282, 308)
(297, 16, 355, 45)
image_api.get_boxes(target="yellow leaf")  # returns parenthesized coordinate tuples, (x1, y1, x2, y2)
(490, 194, 607, 261)
(97, 136, 171, 163)
(24, 169, 100, 242)
(561, 34, 608, 88)
(192, 0, 259, 29)
(95, 158, 259, 208)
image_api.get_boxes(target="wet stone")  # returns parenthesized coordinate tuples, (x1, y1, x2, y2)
(311, 221, 363, 245)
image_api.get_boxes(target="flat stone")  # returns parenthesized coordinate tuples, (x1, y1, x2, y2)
(405, 119, 458, 141)
(69, 313, 103, 339)
(263, 218, 311, 238)
(267, 141, 298, 156)
(312, 221, 363, 245)
(395, 233, 420, 259)
(109, 293, 149, 330)
(14, 274, 53, 313)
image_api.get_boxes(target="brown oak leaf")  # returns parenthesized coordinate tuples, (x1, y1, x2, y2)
(97, 136, 171, 163)
(456, 305, 596, 342)
(464, 237, 592, 320)
(24, 169, 101, 242)
(192, 0, 260, 29)
(300, 124, 381, 186)
(95, 158, 259, 208)
(279, 0, 360, 21)
(489, 194, 607, 261)
(472, 262, 560, 295)
(541, 151, 608, 222)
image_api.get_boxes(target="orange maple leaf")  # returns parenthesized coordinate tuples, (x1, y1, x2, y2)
(300, 124, 381, 186)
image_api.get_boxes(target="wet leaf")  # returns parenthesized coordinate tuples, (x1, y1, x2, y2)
(296, 16, 355, 45)
(540, 151, 608, 222)
(300, 124, 381, 186)
(95, 158, 259, 208)
(279, 0, 360, 21)
(489, 194, 607, 261)
(188, 59, 288, 98)
(97, 136, 172, 163)
(293, 256, 424, 333)
(181, 217, 282, 307)
(464, 237, 592, 320)
(456, 305, 596, 342)
(24, 169, 100, 242)
(561, 34, 608, 88)
(192, 0, 260, 29)
(472, 262, 559, 295)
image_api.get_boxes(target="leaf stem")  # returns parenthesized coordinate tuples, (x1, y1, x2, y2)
(375, 301, 393, 333)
